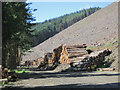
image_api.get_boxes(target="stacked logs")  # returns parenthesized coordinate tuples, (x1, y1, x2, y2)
(51, 44, 112, 71)
(33, 57, 44, 66)
(1, 68, 18, 83)
(38, 53, 57, 70)
(52, 44, 88, 64)
(44, 53, 53, 64)
(71, 49, 112, 71)
(39, 44, 112, 71)
(38, 44, 87, 70)
(23, 57, 44, 67)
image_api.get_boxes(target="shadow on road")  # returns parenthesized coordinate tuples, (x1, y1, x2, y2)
(18, 70, 120, 79)
(2, 82, 120, 90)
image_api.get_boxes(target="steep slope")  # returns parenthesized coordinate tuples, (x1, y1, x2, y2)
(31, 7, 100, 46)
(23, 1, 118, 63)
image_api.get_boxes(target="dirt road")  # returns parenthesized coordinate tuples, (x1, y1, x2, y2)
(4, 70, 120, 89)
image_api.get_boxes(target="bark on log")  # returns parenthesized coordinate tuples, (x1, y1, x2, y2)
(98, 68, 115, 71)
(0, 78, 7, 82)
(65, 44, 87, 48)
(68, 52, 88, 58)
(36, 58, 44, 66)
(68, 50, 88, 53)
(44, 53, 53, 64)
(2, 68, 8, 78)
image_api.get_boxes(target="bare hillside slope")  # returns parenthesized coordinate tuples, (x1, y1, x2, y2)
(23, 2, 118, 62)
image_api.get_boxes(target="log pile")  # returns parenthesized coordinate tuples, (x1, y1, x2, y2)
(39, 44, 112, 71)
(38, 53, 57, 70)
(52, 44, 88, 64)
(2, 68, 8, 79)
(44, 53, 53, 64)
(33, 57, 44, 66)
(97, 68, 115, 71)
(22, 57, 44, 67)
(25, 60, 33, 67)
(2, 68, 18, 83)
(71, 48, 112, 71)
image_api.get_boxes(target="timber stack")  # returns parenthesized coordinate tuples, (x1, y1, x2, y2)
(38, 44, 88, 70)
(1, 68, 18, 83)
(38, 53, 57, 70)
(52, 44, 88, 65)
(71, 48, 112, 71)
(44, 44, 112, 71)
(44, 53, 53, 64)
(36, 44, 112, 71)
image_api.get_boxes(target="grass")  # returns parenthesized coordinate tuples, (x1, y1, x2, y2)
(2, 81, 5, 85)
(103, 39, 117, 48)
(20, 66, 28, 69)
(104, 43, 113, 47)
(8, 68, 30, 74)
(86, 46, 94, 50)
(118, 40, 120, 45)
(0, 81, 14, 86)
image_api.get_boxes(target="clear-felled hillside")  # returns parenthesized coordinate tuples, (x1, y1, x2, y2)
(31, 7, 101, 46)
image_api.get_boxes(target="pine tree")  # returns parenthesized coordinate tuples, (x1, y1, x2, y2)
(2, 2, 35, 69)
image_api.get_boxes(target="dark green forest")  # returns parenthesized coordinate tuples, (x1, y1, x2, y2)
(31, 7, 101, 46)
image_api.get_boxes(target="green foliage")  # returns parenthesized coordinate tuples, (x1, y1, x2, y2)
(86, 46, 94, 50)
(8, 69, 30, 74)
(2, 2, 35, 68)
(101, 56, 115, 68)
(20, 66, 28, 69)
(118, 39, 120, 45)
(31, 7, 101, 46)
(2, 81, 5, 85)
(104, 44, 113, 47)
(104, 41, 113, 47)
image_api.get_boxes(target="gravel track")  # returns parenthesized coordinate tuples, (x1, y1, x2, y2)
(4, 70, 119, 88)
